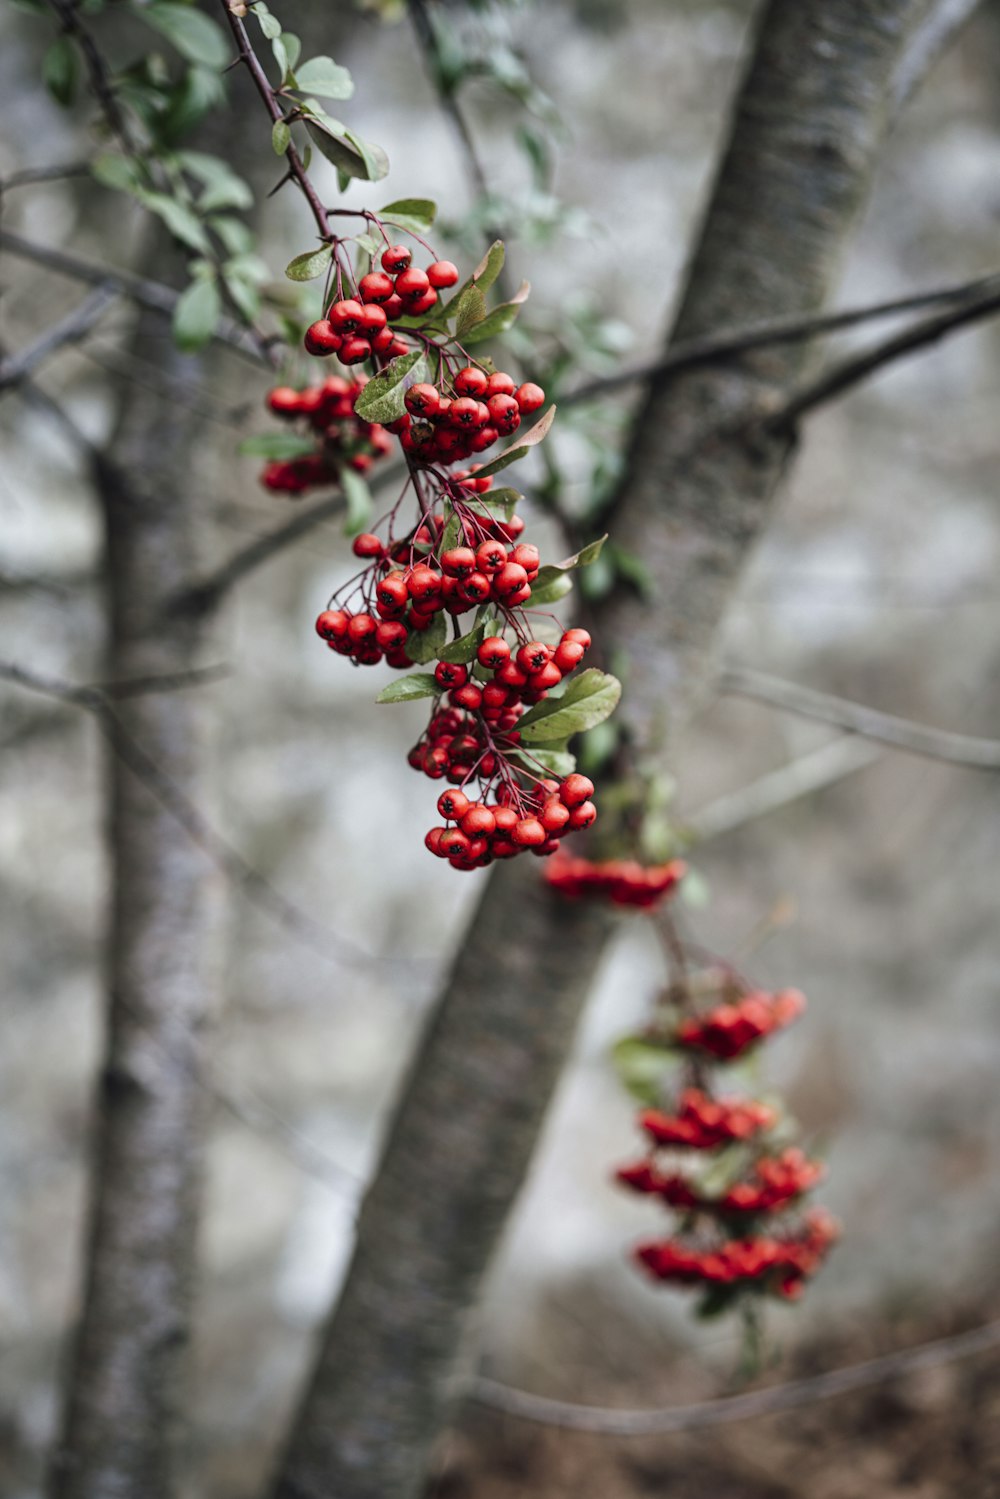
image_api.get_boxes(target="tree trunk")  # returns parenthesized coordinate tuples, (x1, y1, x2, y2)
(271, 2, 925, 1496)
(48, 275, 222, 1499)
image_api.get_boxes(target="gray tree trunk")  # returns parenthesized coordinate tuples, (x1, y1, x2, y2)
(48, 281, 223, 1499)
(271, 2, 925, 1496)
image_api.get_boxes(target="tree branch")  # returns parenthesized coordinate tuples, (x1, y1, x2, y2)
(717, 665, 1000, 768)
(893, 0, 984, 107)
(0, 286, 119, 390)
(466, 1315, 1000, 1435)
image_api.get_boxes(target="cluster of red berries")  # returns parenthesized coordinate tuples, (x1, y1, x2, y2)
(424, 771, 597, 870)
(260, 376, 393, 495)
(546, 853, 687, 908)
(675, 987, 805, 1060)
(304, 246, 460, 365)
(395, 367, 545, 469)
(616, 978, 835, 1309)
(634, 1209, 839, 1301)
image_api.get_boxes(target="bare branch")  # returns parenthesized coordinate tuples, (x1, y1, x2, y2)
(0, 160, 92, 191)
(893, 0, 984, 107)
(0, 286, 119, 390)
(761, 281, 1000, 432)
(43, 0, 137, 157)
(466, 1316, 1000, 1435)
(563, 269, 1000, 408)
(718, 665, 1000, 769)
(686, 735, 882, 842)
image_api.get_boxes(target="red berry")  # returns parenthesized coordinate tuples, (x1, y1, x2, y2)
(435, 661, 468, 689)
(339, 336, 372, 365)
(360, 303, 388, 335)
(441, 828, 471, 860)
(495, 660, 528, 689)
(304, 319, 341, 356)
(376, 573, 409, 609)
(441, 547, 476, 577)
(267, 386, 302, 416)
(382, 294, 405, 321)
(437, 789, 470, 820)
(371, 327, 395, 354)
(541, 798, 570, 833)
(560, 773, 595, 809)
(329, 299, 365, 332)
(315, 609, 348, 640)
(375, 620, 408, 650)
(427, 260, 459, 288)
(554, 640, 585, 672)
(395, 266, 430, 300)
(568, 800, 597, 829)
(531, 661, 563, 691)
(516, 640, 552, 674)
(408, 565, 443, 600)
(486, 371, 516, 398)
(514, 382, 545, 413)
(449, 396, 484, 428)
(404, 288, 438, 317)
(381, 244, 412, 273)
(510, 543, 540, 575)
(478, 636, 510, 669)
(512, 817, 546, 847)
(564, 628, 591, 649)
(476, 539, 507, 573)
(458, 571, 491, 604)
(347, 612, 377, 643)
(493, 561, 529, 597)
(359, 271, 394, 304)
(451, 683, 483, 711)
(352, 532, 384, 559)
(454, 366, 489, 398)
(460, 805, 496, 837)
(405, 382, 441, 418)
(487, 393, 521, 433)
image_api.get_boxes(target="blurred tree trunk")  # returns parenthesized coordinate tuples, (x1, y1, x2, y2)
(271, 2, 925, 1497)
(47, 255, 224, 1499)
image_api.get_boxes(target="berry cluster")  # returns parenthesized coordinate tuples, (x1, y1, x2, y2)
(546, 853, 687, 908)
(675, 988, 805, 1060)
(424, 771, 596, 870)
(304, 247, 460, 365)
(396, 368, 544, 469)
(260, 376, 394, 495)
(616, 976, 835, 1311)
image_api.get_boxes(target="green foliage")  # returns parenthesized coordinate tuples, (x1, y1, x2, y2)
(172, 272, 221, 350)
(341, 468, 374, 537)
(353, 350, 431, 424)
(376, 673, 439, 704)
(404, 612, 448, 664)
(517, 669, 622, 745)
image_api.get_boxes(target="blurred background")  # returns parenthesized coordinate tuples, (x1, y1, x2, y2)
(2, 0, 999, 1494)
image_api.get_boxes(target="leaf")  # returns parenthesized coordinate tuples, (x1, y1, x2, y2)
(467, 404, 556, 479)
(462, 281, 531, 346)
(437, 616, 498, 665)
(137, 192, 211, 254)
(223, 272, 261, 325)
(43, 36, 77, 106)
(471, 239, 505, 296)
(379, 198, 437, 233)
(341, 468, 374, 537)
(353, 350, 430, 425)
(611, 1036, 674, 1105)
(558, 534, 608, 571)
(511, 746, 576, 778)
(92, 153, 144, 194)
(178, 150, 253, 212)
(355, 232, 381, 258)
(291, 55, 354, 100)
(172, 275, 221, 351)
(517, 669, 622, 743)
(404, 610, 447, 664)
(285, 243, 333, 282)
(461, 486, 522, 521)
(305, 118, 389, 182)
(272, 119, 291, 155)
(439, 506, 464, 555)
(238, 432, 317, 460)
(282, 32, 302, 72)
(453, 285, 487, 338)
(141, 3, 231, 68)
(210, 215, 254, 256)
(255, 4, 281, 40)
(527, 572, 573, 606)
(376, 673, 439, 704)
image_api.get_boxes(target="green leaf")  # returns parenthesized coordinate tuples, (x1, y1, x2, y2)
(437, 616, 498, 665)
(355, 232, 381, 258)
(462, 281, 531, 346)
(222, 272, 261, 324)
(92, 153, 145, 194)
(272, 119, 291, 155)
(341, 468, 374, 537)
(558, 534, 608, 570)
(527, 572, 573, 606)
(254, 4, 281, 40)
(178, 150, 253, 212)
(511, 746, 576, 779)
(290, 55, 354, 99)
(453, 285, 487, 338)
(158, 63, 224, 142)
(141, 2, 231, 68)
(404, 610, 448, 664)
(43, 36, 77, 106)
(353, 349, 430, 425)
(376, 672, 439, 704)
(467, 404, 556, 479)
(285, 243, 333, 281)
(282, 32, 302, 71)
(137, 191, 212, 254)
(461, 487, 521, 521)
(471, 239, 505, 296)
(305, 118, 389, 182)
(172, 275, 221, 351)
(611, 1035, 674, 1105)
(209, 215, 254, 256)
(379, 197, 438, 235)
(439, 505, 465, 554)
(517, 668, 621, 743)
(238, 432, 317, 460)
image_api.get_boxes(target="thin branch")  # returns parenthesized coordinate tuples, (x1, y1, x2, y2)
(562, 269, 1000, 408)
(686, 736, 882, 843)
(407, 0, 490, 203)
(0, 286, 119, 390)
(761, 282, 1000, 432)
(0, 160, 92, 191)
(0, 660, 383, 968)
(718, 665, 1000, 769)
(0, 229, 270, 365)
(465, 1316, 1000, 1435)
(893, 0, 984, 107)
(44, 0, 137, 157)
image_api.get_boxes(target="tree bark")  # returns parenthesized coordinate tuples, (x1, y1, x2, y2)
(271, 2, 925, 1497)
(48, 279, 222, 1499)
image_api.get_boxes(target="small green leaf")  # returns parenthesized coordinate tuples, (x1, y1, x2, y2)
(517, 669, 622, 743)
(437, 616, 498, 665)
(471, 239, 505, 295)
(178, 151, 253, 212)
(379, 198, 437, 233)
(341, 468, 374, 537)
(467, 404, 556, 479)
(141, 2, 231, 68)
(355, 232, 381, 258)
(463, 281, 530, 346)
(238, 433, 317, 460)
(527, 572, 573, 606)
(511, 746, 576, 778)
(376, 673, 439, 704)
(43, 36, 78, 106)
(255, 4, 281, 40)
(285, 243, 333, 281)
(210, 215, 254, 256)
(137, 192, 212, 253)
(461, 487, 521, 521)
(559, 534, 608, 570)
(223, 273, 261, 324)
(611, 1035, 674, 1104)
(453, 285, 487, 338)
(282, 32, 302, 71)
(354, 349, 430, 425)
(272, 119, 291, 154)
(172, 275, 221, 351)
(404, 610, 448, 664)
(92, 153, 144, 193)
(439, 505, 465, 555)
(291, 55, 354, 99)
(305, 118, 389, 182)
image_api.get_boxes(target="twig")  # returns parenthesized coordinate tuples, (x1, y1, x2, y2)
(718, 665, 1000, 769)
(562, 270, 1000, 408)
(1, 229, 269, 365)
(44, 0, 136, 157)
(466, 1316, 1000, 1434)
(0, 160, 91, 191)
(686, 736, 882, 843)
(0, 285, 119, 390)
(893, 0, 984, 107)
(0, 660, 383, 968)
(761, 282, 1000, 432)
(407, 0, 491, 203)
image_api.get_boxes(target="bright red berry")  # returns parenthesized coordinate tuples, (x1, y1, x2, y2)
(352, 532, 384, 559)
(435, 661, 468, 689)
(304, 320, 341, 356)
(315, 609, 348, 640)
(561, 773, 595, 808)
(512, 817, 546, 847)
(514, 382, 545, 413)
(454, 366, 489, 398)
(405, 383, 440, 418)
(359, 271, 394, 303)
(427, 260, 459, 288)
(381, 244, 412, 273)
(395, 266, 430, 300)
(267, 386, 302, 416)
(478, 636, 510, 669)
